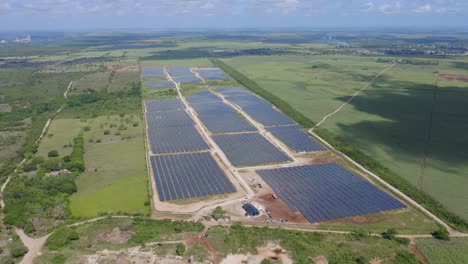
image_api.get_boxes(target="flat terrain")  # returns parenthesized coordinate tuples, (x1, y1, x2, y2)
(222, 55, 468, 220)
(416, 237, 468, 263)
(69, 115, 148, 217)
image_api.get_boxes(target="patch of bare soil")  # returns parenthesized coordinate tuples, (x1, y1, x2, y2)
(409, 244, 430, 264)
(221, 242, 293, 264)
(255, 193, 308, 224)
(107, 66, 139, 72)
(438, 74, 468, 82)
(369, 258, 383, 264)
(311, 255, 329, 264)
(96, 227, 134, 244)
(0, 103, 12, 112)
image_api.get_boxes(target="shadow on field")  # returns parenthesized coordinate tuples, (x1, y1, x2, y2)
(331, 79, 468, 173)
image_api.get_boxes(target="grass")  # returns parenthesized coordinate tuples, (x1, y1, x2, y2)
(107, 71, 139, 93)
(70, 71, 111, 95)
(68, 115, 149, 217)
(222, 55, 468, 220)
(416, 237, 468, 263)
(37, 119, 86, 158)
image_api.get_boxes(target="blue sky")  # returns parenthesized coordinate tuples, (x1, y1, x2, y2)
(1, 0, 468, 30)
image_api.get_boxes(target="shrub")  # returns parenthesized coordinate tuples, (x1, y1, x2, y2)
(432, 227, 450, 240)
(103, 130, 110, 135)
(212, 206, 227, 220)
(176, 243, 185, 256)
(32, 156, 45, 165)
(23, 162, 37, 172)
(96, 139, 102, 143)
(62, 155, 71, 163)
(9, 241, 28, 258)
(48, 150, 59, 157)
(45, 227, 80, 250)
(133, 122, 139, 127)
(382, 228, 398, 240)
(83, 126, 91, 131)
(0, 256, 14, 264)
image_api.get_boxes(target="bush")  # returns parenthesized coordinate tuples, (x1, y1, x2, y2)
(96, 139, 102, 143)
(48, 150, 59, 157)
(51, 254, 67, 264)
(0, 256, 14, 264)
(45, 227, 80, 250)
(212, 206, 227, 220)
(382, 228, 398, 240)
(9, 241, 28, 258)
(432, 227, 450, 240)
(62, 155, 71, 163)
(103, 130, 110, 135)
(394, 237, 410, 245)
(23, 162, 37, 172)
(390, 251, 420, 264)
(176, 243, 185, 256)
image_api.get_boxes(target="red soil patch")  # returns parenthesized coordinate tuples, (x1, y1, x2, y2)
(255, 193, 309, 223)
(107, 66, 139, 73)
(307, 155, 341, 164)
(438, 74, 468, 82)
(409, 244, 430, 264)
(186, 234, 219, 264)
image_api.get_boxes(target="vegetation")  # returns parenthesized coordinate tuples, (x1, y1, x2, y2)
(417, 237, 468, 263)
(432, 227, 450, 240)
(45, 227, 80, 250)
(176, 243, 186, 256)
(211, 206, 227, 220)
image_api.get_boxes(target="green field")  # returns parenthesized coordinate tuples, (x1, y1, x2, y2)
(222, 55, 468, 220)
(416, 237, 468, 264)
(107, 71, 139, 93)
(68, 115, 149, 217)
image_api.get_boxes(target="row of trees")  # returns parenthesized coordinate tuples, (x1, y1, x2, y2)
(212, 58, 468, 232)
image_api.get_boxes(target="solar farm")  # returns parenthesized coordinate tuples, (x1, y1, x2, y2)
(141, 67, 166, 78)
(256, 163, 406, 223)
(141, 69, 412, 229)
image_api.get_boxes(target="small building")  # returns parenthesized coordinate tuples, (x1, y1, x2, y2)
(242, 203, 259, 217)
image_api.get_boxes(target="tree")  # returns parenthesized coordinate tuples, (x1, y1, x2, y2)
(22, 162, 37, 172)
(9, 242, 28, 258)
(48, 150, 59, 157)
(211, 206, 227, 220)
(432, 227, 450, 240)
(176, 243, 185, 256)
(382, 228, 398, 240)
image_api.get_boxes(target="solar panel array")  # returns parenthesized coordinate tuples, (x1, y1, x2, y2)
(267, 125, 326, 152)
(146, 110, 194, 128)
(167, 66, 193, 77)
(148, 126, 209, 154)
(141, 67, 165, 78)
(191, 102, 257, 134)
(217, 87, 253, 97)
(146, 81, 176, 89)
(145, 99, 185, 112)
(186, 90, 222, 104)
(151, 152, 236, 201)
(226, 95, 296, 126)
(213, 133, 291, 166)
(257, 163, 406, 223)
(195, 68, 227, 80)
(174, 75, 202, 83)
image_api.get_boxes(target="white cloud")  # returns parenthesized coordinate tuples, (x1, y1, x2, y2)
(415, 4, 432, 13)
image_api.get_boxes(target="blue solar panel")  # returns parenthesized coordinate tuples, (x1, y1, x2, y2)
(186, 90, 222, 104)
(226, 95, 272, 109)
(145, 99, 185, 112)
(198, 112, 257, 134)
(148, 126, 209, 154)
(147, 81, 176, 89)
(150, 152, 236, 201)
(174, 75, 202, 83)
(192, 102, 236, 114)
(167, 66, 193, 77)
(257, 163, 407, 223)
(267, 125, 326, 152)
(141, 67, 165, 78)
(242, 107, 296, 126)
(146, 110, 194, 128)
(217, 87, 253, 97)
(212, 133, 291, 166)
(196, 68, 227, 80)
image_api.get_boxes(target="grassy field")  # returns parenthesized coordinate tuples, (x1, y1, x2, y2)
(70, 71, 112, 94)
(222, 55, 468, 220)
(416, 237, 468, 263)
(68, 115, 149, 217)
(107, 71, 139, 93)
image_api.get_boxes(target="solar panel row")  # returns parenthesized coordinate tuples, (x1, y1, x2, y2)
(186, 90, 222, 104)
(191, 101, 257, 134)
(217, 87, 253, 97)
(141, 67, 165, 78)
(257, 163, 406, 223)
(151, 152, 236, 201)
(267, 125, 326, 152)
(226, 95, 296, 126)
(148, 126, 209, 154)
(167, 66, 193, 77)
(147, 81, 176, 89)
(213, 133, 291, 166)
(145, 99, 185, 112)
(196, 68, 227, 80)
(146, 110, 194, 128)
(174, 75, 202, 83)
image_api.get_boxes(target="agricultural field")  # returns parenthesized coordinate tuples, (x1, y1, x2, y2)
(221, 55, 468, 221)
(69, 71, 112, 95)
(416, 237, 468, 263)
